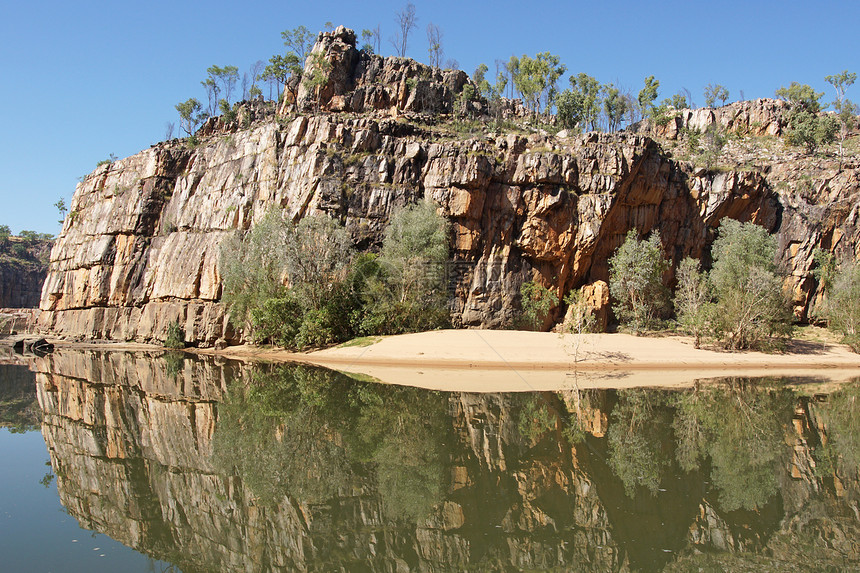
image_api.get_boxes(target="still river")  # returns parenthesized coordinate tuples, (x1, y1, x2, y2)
(1, 350, 858, 572)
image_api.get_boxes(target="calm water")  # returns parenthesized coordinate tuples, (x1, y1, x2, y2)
(0, 364, 172, 572)
(2, 353, 859, 572)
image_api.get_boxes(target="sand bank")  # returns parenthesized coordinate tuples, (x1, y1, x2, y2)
(246, 329, 860, 392)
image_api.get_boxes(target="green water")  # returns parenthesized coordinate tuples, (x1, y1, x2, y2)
(0, 365, 172, 572)
(2, 354, 859, 572)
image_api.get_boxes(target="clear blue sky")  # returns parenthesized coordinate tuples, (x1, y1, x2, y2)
(1, 0, 857, 235)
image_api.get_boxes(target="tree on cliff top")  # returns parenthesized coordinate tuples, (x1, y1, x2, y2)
(602, 83, 628, 132)
(703, 83, 729, 107)
(558, 73, 602, 132)
(825, 70, 858, 165)
(262, 54, 302, 102)
(775, 81, 825, 112)
(638, 75, 660, 116)
(426, 23, 443, 68)
(512, 52, 567, 118)
(775, 81, 837, 153)
(390, 3, 417, 58)
(261, 26, 313, 103)
(361, 26, 381, 55)
(175, 98, 206, 136)
(206, 65, 239, 108)
(282, 25, 313, 62)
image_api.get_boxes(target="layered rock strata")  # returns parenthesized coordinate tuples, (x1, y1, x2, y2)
(38, 28, 860, 345)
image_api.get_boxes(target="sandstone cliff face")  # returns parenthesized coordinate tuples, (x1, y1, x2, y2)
(38, 28, 860, 345)
(636, 97, 790, 139)
(290, 26, 470, 117)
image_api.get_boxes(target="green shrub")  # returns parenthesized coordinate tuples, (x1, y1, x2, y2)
(249, 294, 303, 347)
(220, 202, 451, 349)
(708, 219, 793, 350)
(519, 280, 558, 331)
(609, 230, 670, 334)
(219, 210, 291, 325)
(825, 262, 860, 350)
(674, 257, 714, 348)
(356, 201, 451, 336)
(164, 320, 185, 349)
(672, 222, 794, 351)
(785, 110, 838, 153)
(221, 211, 357, 349)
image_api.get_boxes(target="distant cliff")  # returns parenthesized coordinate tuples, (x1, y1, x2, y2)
(38, 27, 860, 346)
(0, 235, 51, 308)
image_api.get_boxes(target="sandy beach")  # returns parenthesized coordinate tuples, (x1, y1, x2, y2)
(213, 329, 860, 392)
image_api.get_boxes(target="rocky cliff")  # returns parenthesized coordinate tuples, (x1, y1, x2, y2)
(38, 27, 860, 345)
(0, 236, 51, 308)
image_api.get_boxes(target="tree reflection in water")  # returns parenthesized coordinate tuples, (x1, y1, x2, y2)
(671, 378, 794, 512)
(213, 363, 448, 521)
(29, 351, 860, 572)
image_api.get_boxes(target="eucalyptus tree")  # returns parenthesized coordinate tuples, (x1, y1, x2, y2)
(207, 65, 239, 107)
(361, 26, 381, 54)
(609, 230, 670, 333)
(602, 83, 628, 132)
(569, 73, 601, 131)
(426, 23, 443, 68)
(703, 83, 729, 107)
(709, 219, 793, 349)
(281, 25, 314, 62)
(175, 98, 207, 136)
(825, 70, 858, 164)
(775, 81, 824, 111)
(637, 75, 659, 116)
(261, 53, 302, 101)
(260, 26, 314, 102)
(390, 3, 417, 57)
(472, 63, 492, 97)
(775, 82, 837, 153)
(512, 52, 566, 118)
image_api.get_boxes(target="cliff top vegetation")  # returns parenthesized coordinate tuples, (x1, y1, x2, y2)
(8, 1, 859, 236)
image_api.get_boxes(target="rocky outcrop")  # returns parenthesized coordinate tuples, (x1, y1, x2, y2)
(635, 98, 790, 139)
(38, 28, 860, 345)
(288, 26, 471, 116)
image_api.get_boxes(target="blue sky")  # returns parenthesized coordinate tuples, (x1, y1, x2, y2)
(1, 0, 857, 234)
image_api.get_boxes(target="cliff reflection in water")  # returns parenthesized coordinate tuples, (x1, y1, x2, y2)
(33, 351, 860, 572)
